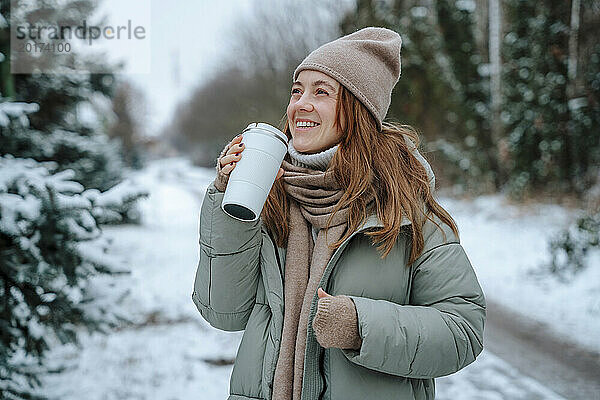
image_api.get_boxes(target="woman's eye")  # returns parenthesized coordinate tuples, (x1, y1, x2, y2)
(291, 88, 301, 95)
(316, 88, 328, 95)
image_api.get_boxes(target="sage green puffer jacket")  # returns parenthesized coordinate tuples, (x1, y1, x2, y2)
(192, 182, 486, 400)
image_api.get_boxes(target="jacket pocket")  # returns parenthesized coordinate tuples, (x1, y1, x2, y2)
(327, 348, 431, 400)
(230, 303, 271, 399)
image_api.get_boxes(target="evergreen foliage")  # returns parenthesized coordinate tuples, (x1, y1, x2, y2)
(0, 153, 133, 399)
(337, 0, 600, 198)
(0, 96, 146, 399)
(502, 0, 600, 198)
(434, 0, 498, 190)
(340, 0, 496, 193)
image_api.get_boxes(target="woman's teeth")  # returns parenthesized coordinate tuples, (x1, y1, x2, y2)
(296, 121, 320, 129)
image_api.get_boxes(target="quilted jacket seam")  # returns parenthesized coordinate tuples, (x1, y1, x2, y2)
(193, 293, 254, 315)
(412, 241, 460, 275)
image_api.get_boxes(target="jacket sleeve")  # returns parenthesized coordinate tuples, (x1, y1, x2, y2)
(191, 182, 263, 332)
(341, 242, 486, 378)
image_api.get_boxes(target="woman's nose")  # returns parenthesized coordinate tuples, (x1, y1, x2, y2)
(296, 93, 314, 112)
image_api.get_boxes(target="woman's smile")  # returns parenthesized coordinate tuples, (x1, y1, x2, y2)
(294, 119, 321, 132)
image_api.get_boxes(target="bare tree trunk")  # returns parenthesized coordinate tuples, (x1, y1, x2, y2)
(567, 0, 581, 99)
(489, 0, 505, 187)
(0, 23, 15, 98)
(567, 0, 582, 193)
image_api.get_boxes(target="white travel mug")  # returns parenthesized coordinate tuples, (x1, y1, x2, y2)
(221, 122, 288, 222)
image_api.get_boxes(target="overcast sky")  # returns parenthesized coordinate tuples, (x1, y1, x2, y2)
(95, 0, 253, 136)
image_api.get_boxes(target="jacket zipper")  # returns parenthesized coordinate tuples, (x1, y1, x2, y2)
(305, 225, 379, 399)
(318, 347, 326, 400)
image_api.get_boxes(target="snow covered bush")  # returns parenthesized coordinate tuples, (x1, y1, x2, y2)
(0, 98, 148, 223)
(0, 155, 134, 399)
(541, 211, 600, 281)
(84, 179, 148, 225)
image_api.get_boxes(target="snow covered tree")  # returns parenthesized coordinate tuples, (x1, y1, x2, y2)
(0, 104, 137, 400)
(0, 1, 147, 211)
(0, 99, 146, 399)
(537, 210, 600, 281)
(0, 93, 147, 223)
(0, 153, 134, 399)
(0, 2, 149, 397)
(0, 117, 126, 192)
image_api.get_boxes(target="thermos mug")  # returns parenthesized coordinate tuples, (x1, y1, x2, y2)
(221, 122, 288, 222)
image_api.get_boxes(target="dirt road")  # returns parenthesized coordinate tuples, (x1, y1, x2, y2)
(484, 300, 600, 399)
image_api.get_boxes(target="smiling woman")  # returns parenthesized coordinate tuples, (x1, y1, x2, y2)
(193, 27, 486, 400)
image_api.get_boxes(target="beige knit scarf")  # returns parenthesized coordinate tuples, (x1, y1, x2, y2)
(271, 159, 350, 400)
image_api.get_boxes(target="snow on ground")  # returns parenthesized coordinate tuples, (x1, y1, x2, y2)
(436, 350, 565, 400)
(39, 157, 597, 399)
(41, 320, 239, 400)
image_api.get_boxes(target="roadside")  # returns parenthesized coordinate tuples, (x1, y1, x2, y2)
(485, 300, 600, 400)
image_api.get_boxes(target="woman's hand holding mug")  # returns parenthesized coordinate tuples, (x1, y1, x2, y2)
(214, 133, 285, 193)
(219, 134, 245, 177)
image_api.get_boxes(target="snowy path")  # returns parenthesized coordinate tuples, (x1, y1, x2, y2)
(39, 158, 598, 400)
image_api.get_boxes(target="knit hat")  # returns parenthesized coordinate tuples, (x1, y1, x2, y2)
(293, 27, 402, 131)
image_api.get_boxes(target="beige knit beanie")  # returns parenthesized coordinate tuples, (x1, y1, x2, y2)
(293, 27, 402, 131)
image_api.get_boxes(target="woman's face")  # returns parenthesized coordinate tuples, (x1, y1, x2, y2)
(286, 70, 342, 154)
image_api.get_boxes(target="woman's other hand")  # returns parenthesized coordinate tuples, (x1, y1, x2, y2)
(312, 288, 362, 350)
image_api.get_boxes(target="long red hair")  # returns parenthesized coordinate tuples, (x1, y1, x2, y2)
(261, 84, 458, 264)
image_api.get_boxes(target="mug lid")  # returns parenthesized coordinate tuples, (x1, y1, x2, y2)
(244, 122, 288, 144)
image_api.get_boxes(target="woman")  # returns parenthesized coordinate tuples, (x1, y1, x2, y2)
(192, 27, 486, 400)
